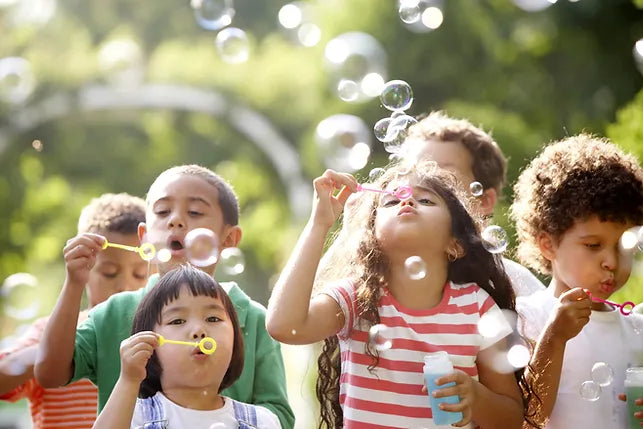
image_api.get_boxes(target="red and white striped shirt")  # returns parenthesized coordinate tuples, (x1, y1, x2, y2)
(323, 280, 511, 429)
(0, 314, 98, 429)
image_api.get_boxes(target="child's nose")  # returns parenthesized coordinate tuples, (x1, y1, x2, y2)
(167, 213, 185, 229)
(191, 327, 207, 340)
(601, 249, 618, 271)
(400, 197, 415, 207)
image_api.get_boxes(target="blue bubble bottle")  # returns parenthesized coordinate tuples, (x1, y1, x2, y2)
(423, 351, 463, 426)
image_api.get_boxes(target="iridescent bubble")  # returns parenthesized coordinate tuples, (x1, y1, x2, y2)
(1, 273, 39, 320)
(579, 380, 601, 401)
(324, 32, 388, 102)
(404, 256, 427, 280)
(506, 344, 531, 369)
(374, 117, 393, 142)
(470, 181, 484, 197)
(380, 80, 414, 111)
(0, 57, 35, 104)
(368, 324, 392, 351)
(316, 114, 372, 172)
(591, 362, 614, 387)
(192, 0, 234, 31)
(620, 227, 639, 250)
(481, 225, 508, 254)
(337, 79, 360, 102)
(398, 0, 421, 23)
(185, 228, 220, 267)
(156, 248, 172, 263)
(278, 3, 302, 29)
(219, 247, 245, 275)
(421, 7, 444, 30)
(368, 167, 385, 181)
(215, 27, 249, 64)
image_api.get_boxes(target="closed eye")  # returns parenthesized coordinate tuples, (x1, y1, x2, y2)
(383, 198, 399, 207)
(188, 210, 203, 217)
(584, 243, 600, 249)
(168, 319, 185, 325)
(154, 210, 170, 216)
(418, 198, 434, 205)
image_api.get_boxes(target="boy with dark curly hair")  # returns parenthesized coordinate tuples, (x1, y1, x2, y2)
(510, 134, 643, 428)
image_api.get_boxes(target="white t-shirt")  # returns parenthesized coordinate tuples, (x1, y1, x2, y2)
(517, 289, 643, 429)
(502, 257, 545, 298)
(131, 392, 282, 429)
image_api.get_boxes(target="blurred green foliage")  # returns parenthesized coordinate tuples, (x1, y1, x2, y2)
(0, 0, 642, 337)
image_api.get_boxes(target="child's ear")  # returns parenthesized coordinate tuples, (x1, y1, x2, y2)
(137, 222, 147, 244)
(537, 232, 556, 262)
(479, 188, 497, 217)
(221, 225, 242, 249)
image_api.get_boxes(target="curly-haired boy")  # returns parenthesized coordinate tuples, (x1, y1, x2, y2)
(510, 134, 643, 428)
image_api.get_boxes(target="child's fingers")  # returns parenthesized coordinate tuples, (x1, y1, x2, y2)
(636, 397, 643, 406)
(618, 393, 627, 402)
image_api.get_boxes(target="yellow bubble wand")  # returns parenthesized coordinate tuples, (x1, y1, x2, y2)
(101, 239, 156, 261)
(158, 335, 217, 355)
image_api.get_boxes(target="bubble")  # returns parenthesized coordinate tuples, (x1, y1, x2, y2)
(634, 38, 643, 75)
(98, 39, 144, 87)
(185, 228, 220, 267)
(506, 344, 531, 369)
(398, 0, 421, 23)
(156, 248, 172, 263)
(192, 0, 234, 31)
(297, 23, 321, 47)
(215, 27, 249, 64)
(590, 362, 614, 387)
(139, 243, 157, 261)
(32, 139, 43, 152)
(620, 227, 639, 250)
(380, 80, 413, 111)
(477, 310, 507, 338)
(421, 7, 444, 30)
(1, 273, 39, 320)
(219, 247, 245, 275)
(324, 32, 388, 102)
(368, 324, 392, 351)
(337, 79, 360, 102)
(368, 167, 385, 181)
(315, 114, 372, 172)
(278, 3, 302, 29)
(404, 256, 427, 280)
(469, 181, 484, 197)
(579, 380, 601, 401)
(637, 226, 643, 252)
(0, 57, 35, 104)
(481, 225, 508, 254)
(374, 117, 393, 142)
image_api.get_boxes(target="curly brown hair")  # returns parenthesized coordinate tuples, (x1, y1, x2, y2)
(77, 192, 145, 235)
(315, 159, 538, 428)
(402, 111, 507, 194)
(510, 134, 643, 275)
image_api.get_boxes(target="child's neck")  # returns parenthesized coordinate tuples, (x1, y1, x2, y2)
(387, 256, 448, 310)
(162, 386, 224, 411)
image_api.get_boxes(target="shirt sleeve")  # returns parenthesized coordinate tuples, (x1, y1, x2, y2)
(256, 404, 282, 429)
(477, 288, 513, 350)
(71, 313, 98, 385)
(251, 308, 295, 429)
(319, 279, 356, 339)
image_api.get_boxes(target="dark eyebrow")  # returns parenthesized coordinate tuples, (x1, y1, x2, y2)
(153, 196, 212, 207)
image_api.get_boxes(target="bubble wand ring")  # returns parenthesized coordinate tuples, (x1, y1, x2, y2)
(158, 335, 217, 355)
(587, 292, 635, 316)
(102, 240, 156, 261)
(356, 184, 413, 200)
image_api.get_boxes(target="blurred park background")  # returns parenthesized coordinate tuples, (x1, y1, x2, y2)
(1, 0, 642, 427)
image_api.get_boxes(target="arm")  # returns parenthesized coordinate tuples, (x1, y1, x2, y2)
(35, 233, 105, 388)
(92, 331, 157, 429)
(266, 170, 357, 344)
(523, 288, 591, 425)
(0, 345, 37, 396)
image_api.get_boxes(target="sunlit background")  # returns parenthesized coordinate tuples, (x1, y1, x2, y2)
(1, 0, 643, 427)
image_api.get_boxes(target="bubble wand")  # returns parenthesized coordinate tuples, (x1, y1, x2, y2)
(101, 239, 156, 261)
(158, 335, 217, 355)
(356, 184, 413, 199)
(587, 292, 635, 316)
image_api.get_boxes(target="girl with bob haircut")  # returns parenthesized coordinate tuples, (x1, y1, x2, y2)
(92, 264, 281, 429)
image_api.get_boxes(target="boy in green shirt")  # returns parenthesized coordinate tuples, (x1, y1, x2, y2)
(34, 165, 294, 428)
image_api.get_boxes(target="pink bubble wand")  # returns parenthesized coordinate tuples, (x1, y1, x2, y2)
(356, 184, 413, 199)
(587, 292, 636, 316)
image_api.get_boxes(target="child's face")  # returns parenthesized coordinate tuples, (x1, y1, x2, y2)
(374, 177, 454, 258)
(154, 287, 234, 393)
(86, 232, 148, 307)
(544, 216, 635, 299)
(141, 174, 233, 275)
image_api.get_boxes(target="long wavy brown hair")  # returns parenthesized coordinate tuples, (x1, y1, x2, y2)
(315, 159, 539, 428)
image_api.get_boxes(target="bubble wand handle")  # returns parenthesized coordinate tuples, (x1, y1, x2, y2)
(101, 240, 156, 261)
(587, 292, 635, 316)
(102, 240, 138, 252)
(157, 335, 217, 355)
(356, 184, 413, 199)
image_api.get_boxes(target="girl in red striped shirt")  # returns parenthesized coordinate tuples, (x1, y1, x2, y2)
(267, 160, 535, 429)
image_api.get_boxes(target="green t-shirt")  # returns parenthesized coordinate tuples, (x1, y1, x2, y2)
(72, 274, 294, 429)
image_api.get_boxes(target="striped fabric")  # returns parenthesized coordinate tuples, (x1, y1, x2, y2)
(0, 314, 99, 429)
(323, 280, 511, 429)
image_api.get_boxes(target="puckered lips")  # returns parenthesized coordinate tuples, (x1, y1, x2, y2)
(599, 278, 614, 294)
(167, 235, 185, 257)
(397, 206, 416, 216)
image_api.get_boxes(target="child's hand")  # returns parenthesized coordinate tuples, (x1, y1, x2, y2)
(63, 233, 105, 287)
(432, 370, 477, 427)
(548, 288, 591, 343)
(618, 393, 643, 424)
(119, 331, 158, 384)
(311, 169, 358, 229)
